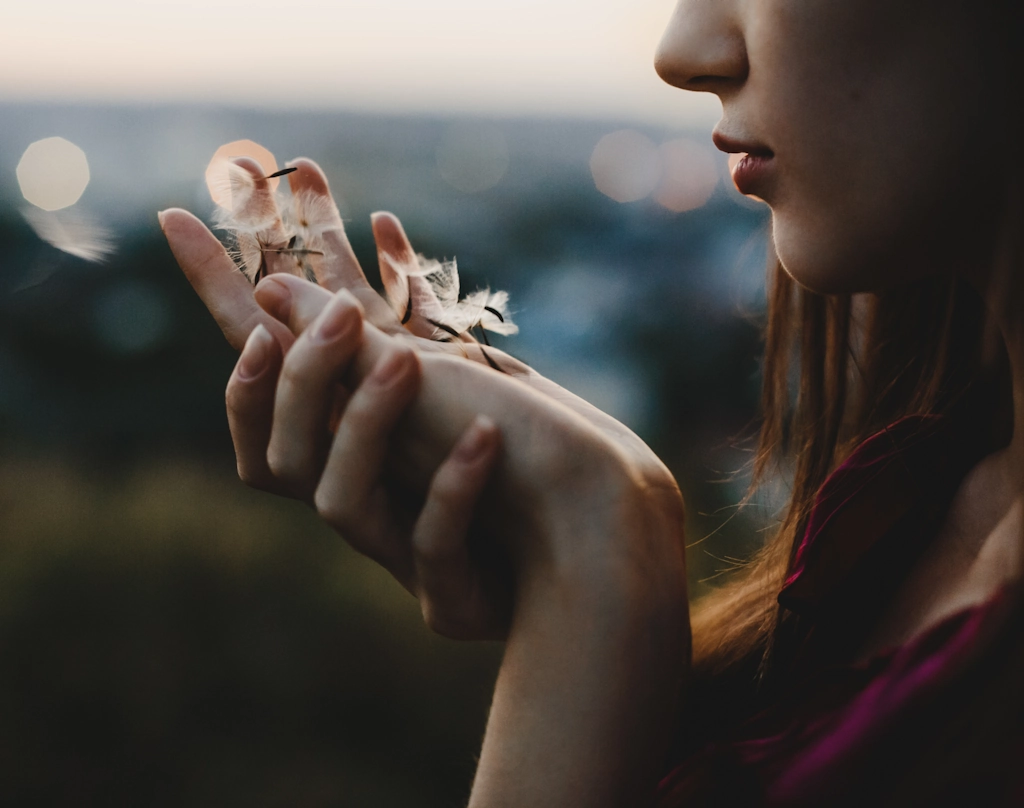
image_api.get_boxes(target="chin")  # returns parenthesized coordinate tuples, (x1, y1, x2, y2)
(773, 218, 859, 296)
(772, 215, 905, 296)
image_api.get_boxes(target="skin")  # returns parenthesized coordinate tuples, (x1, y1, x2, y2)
(658, 0, 1023, 655)
(658, 0, 1005, 295)
(161, 159, 690, 806)
(159, 0, 1022, 803)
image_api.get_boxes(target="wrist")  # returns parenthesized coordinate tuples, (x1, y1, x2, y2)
(526, 450, 689, 620)
(473, 472, 691, 808)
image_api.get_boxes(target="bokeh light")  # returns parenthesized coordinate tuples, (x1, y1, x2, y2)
(17, 136, 91, 211)
(205, 140, 281, 209)
(654, 138, 718, 213)
(590, 130, 661, 203)
(436, 122, 510, 194)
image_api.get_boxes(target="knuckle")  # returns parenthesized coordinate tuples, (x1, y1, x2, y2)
(400, 347, 422, 376)
(224, 379, 250, 418)
(420, 600, 477, 641)
(414, 530, 457, 566)
(341, 391, 389, 434)
(278, 351, 312, 391)
(236, 462, 264, 490)
(428, 471, 468, 510)
(266, 446, 304, 488)
(420, 600, 451, 637)
(341, 391, 375, 423)
(313, 486, 354, 533)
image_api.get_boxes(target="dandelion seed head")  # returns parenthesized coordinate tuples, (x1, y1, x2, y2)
(412, 256, 461, 309)
(381, 249, 517, 340)
(285, 190, 344, 248)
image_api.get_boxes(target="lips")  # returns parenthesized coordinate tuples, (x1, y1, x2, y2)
(712, 130, 775, 197)
(729, 153, 774, 197)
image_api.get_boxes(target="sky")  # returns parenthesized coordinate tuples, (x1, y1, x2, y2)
(0, 0, 721, 127)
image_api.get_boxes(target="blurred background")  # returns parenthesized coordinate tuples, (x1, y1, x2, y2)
(0, 1, 773, 805)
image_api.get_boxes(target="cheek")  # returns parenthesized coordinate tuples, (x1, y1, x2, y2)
(766, 82, 995, 293)
(754, 0, 999, 294)
(771, 149, 1000, 297)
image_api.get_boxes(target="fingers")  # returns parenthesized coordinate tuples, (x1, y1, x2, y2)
(227, 157, 296, 280)
(372, 210, 415, 321)
(372, 211, 447, 340)
(412, 416, 503, 639)
(159, 207, 295, 351)
(313, 346, 422, 574)
(286, 159, 399, 326)
(254, 273, 335, 336)
(284, 158, 360, 290)
(226, 324, 286, 491)
(254, 273, 408, 392)
(266, 290, 365, 498)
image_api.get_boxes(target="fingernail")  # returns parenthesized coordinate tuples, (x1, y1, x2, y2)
(455, 417, 495, 462)
(157, 210, 167, 230)
(371, 350, 411, 387)
(238, 325, 272, 380)
(255, 278, 292, 321)
(315, 295, 359, 343)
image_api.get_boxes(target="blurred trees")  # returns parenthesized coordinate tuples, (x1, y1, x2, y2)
(0, 105, 771, 804)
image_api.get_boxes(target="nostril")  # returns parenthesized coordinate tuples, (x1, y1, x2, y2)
(683, 73, 746, 95)
(686, 75, 724, 89)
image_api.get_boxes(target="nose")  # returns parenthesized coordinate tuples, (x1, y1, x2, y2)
(655, 0, 747, 94)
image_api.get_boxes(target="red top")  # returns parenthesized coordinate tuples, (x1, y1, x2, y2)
(657, 416, 1022, 806)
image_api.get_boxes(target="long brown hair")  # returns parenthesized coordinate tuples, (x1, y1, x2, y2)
(689, 259, 1005, 681)
(668, 3, 1024, 801)
(686, 0, 1024, 691)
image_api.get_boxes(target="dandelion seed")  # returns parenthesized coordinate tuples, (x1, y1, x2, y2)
(381, 252, 517, 343)
(22, 206, 115, 263)
(209, 156, 344, 285)
(283, 190, 344, 250)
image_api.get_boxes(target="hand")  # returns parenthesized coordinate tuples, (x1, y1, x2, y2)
(160, 157, 524, 638)
(160, 158, 687, 634)
(228, 297, 514, 639)
(249, 279, 693, 808)
(162, 156, 691, 803)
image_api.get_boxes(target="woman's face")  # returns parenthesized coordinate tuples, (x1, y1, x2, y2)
(656, 0, 1005, 294)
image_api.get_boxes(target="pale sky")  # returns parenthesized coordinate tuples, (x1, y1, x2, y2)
(0, 0, 721, 127)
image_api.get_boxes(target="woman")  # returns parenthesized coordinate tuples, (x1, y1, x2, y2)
(160, 0, 1024, 804)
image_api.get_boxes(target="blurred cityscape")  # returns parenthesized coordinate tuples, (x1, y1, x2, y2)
(0, 101, 772, 805)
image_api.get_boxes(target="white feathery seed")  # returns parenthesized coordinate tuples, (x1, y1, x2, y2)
(383, 253, 517, 340)
(210, 162, 344, 284)
(22, 207, 116, 263)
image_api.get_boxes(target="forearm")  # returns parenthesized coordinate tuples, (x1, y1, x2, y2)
(469, 500, 691, 808)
